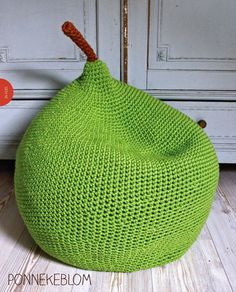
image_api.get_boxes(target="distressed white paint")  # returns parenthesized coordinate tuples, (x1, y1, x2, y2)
(147, 70, 236, 90)
(97, 0, 121, 79)
(148, 0, 236, 89)
(149, 0, 236, 67)
(129, 0, 236, 90)
(146, 90, 236, 101)
(128, 0, 149, 88)
(0, 0, 120, 89)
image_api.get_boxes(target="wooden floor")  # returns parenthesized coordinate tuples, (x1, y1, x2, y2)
(0, 161, 236, 292)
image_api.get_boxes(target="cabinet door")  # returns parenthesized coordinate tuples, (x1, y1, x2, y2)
(129, 0, 236, 90)
(0, 0, 120, 90)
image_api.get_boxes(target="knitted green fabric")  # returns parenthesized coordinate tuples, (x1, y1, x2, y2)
(14, 59, 219, 272)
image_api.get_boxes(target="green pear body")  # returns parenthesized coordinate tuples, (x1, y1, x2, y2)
(15, 60, 219, 272)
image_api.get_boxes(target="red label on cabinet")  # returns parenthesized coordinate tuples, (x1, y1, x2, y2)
(0, 79, 14, 106)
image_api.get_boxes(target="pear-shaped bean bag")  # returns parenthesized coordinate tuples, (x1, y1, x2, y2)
(14, 22, 219, 272)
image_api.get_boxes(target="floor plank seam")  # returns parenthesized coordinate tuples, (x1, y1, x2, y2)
(206, 218, 234, 292)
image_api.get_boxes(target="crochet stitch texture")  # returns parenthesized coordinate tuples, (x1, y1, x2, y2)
(14, 24, 219, 272)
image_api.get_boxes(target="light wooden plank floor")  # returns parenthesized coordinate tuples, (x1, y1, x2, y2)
(0, 161, 235, 292)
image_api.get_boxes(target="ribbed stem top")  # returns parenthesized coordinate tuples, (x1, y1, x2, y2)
(79, 60, 113, 87)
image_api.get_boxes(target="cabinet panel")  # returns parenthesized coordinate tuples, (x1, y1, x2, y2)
(148, 0, 236, 90)
(0, 1, 93, 61)
(149, 0, 236, 70)
(167, 101, 236, 163)
(147, 0, 236, 90)
(129, 0, 236, 90)
(0, 100, 48, 159)
(0, 0, 120, 89)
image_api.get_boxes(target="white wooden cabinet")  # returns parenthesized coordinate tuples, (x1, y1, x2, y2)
(1, 0, 236, 163)
(128, 0, 236, 163)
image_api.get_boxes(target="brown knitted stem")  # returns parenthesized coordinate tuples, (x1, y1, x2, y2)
(62, 21, 97, 62)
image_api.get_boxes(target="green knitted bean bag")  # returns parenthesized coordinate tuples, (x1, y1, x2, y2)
(14, 22, 219, 272)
